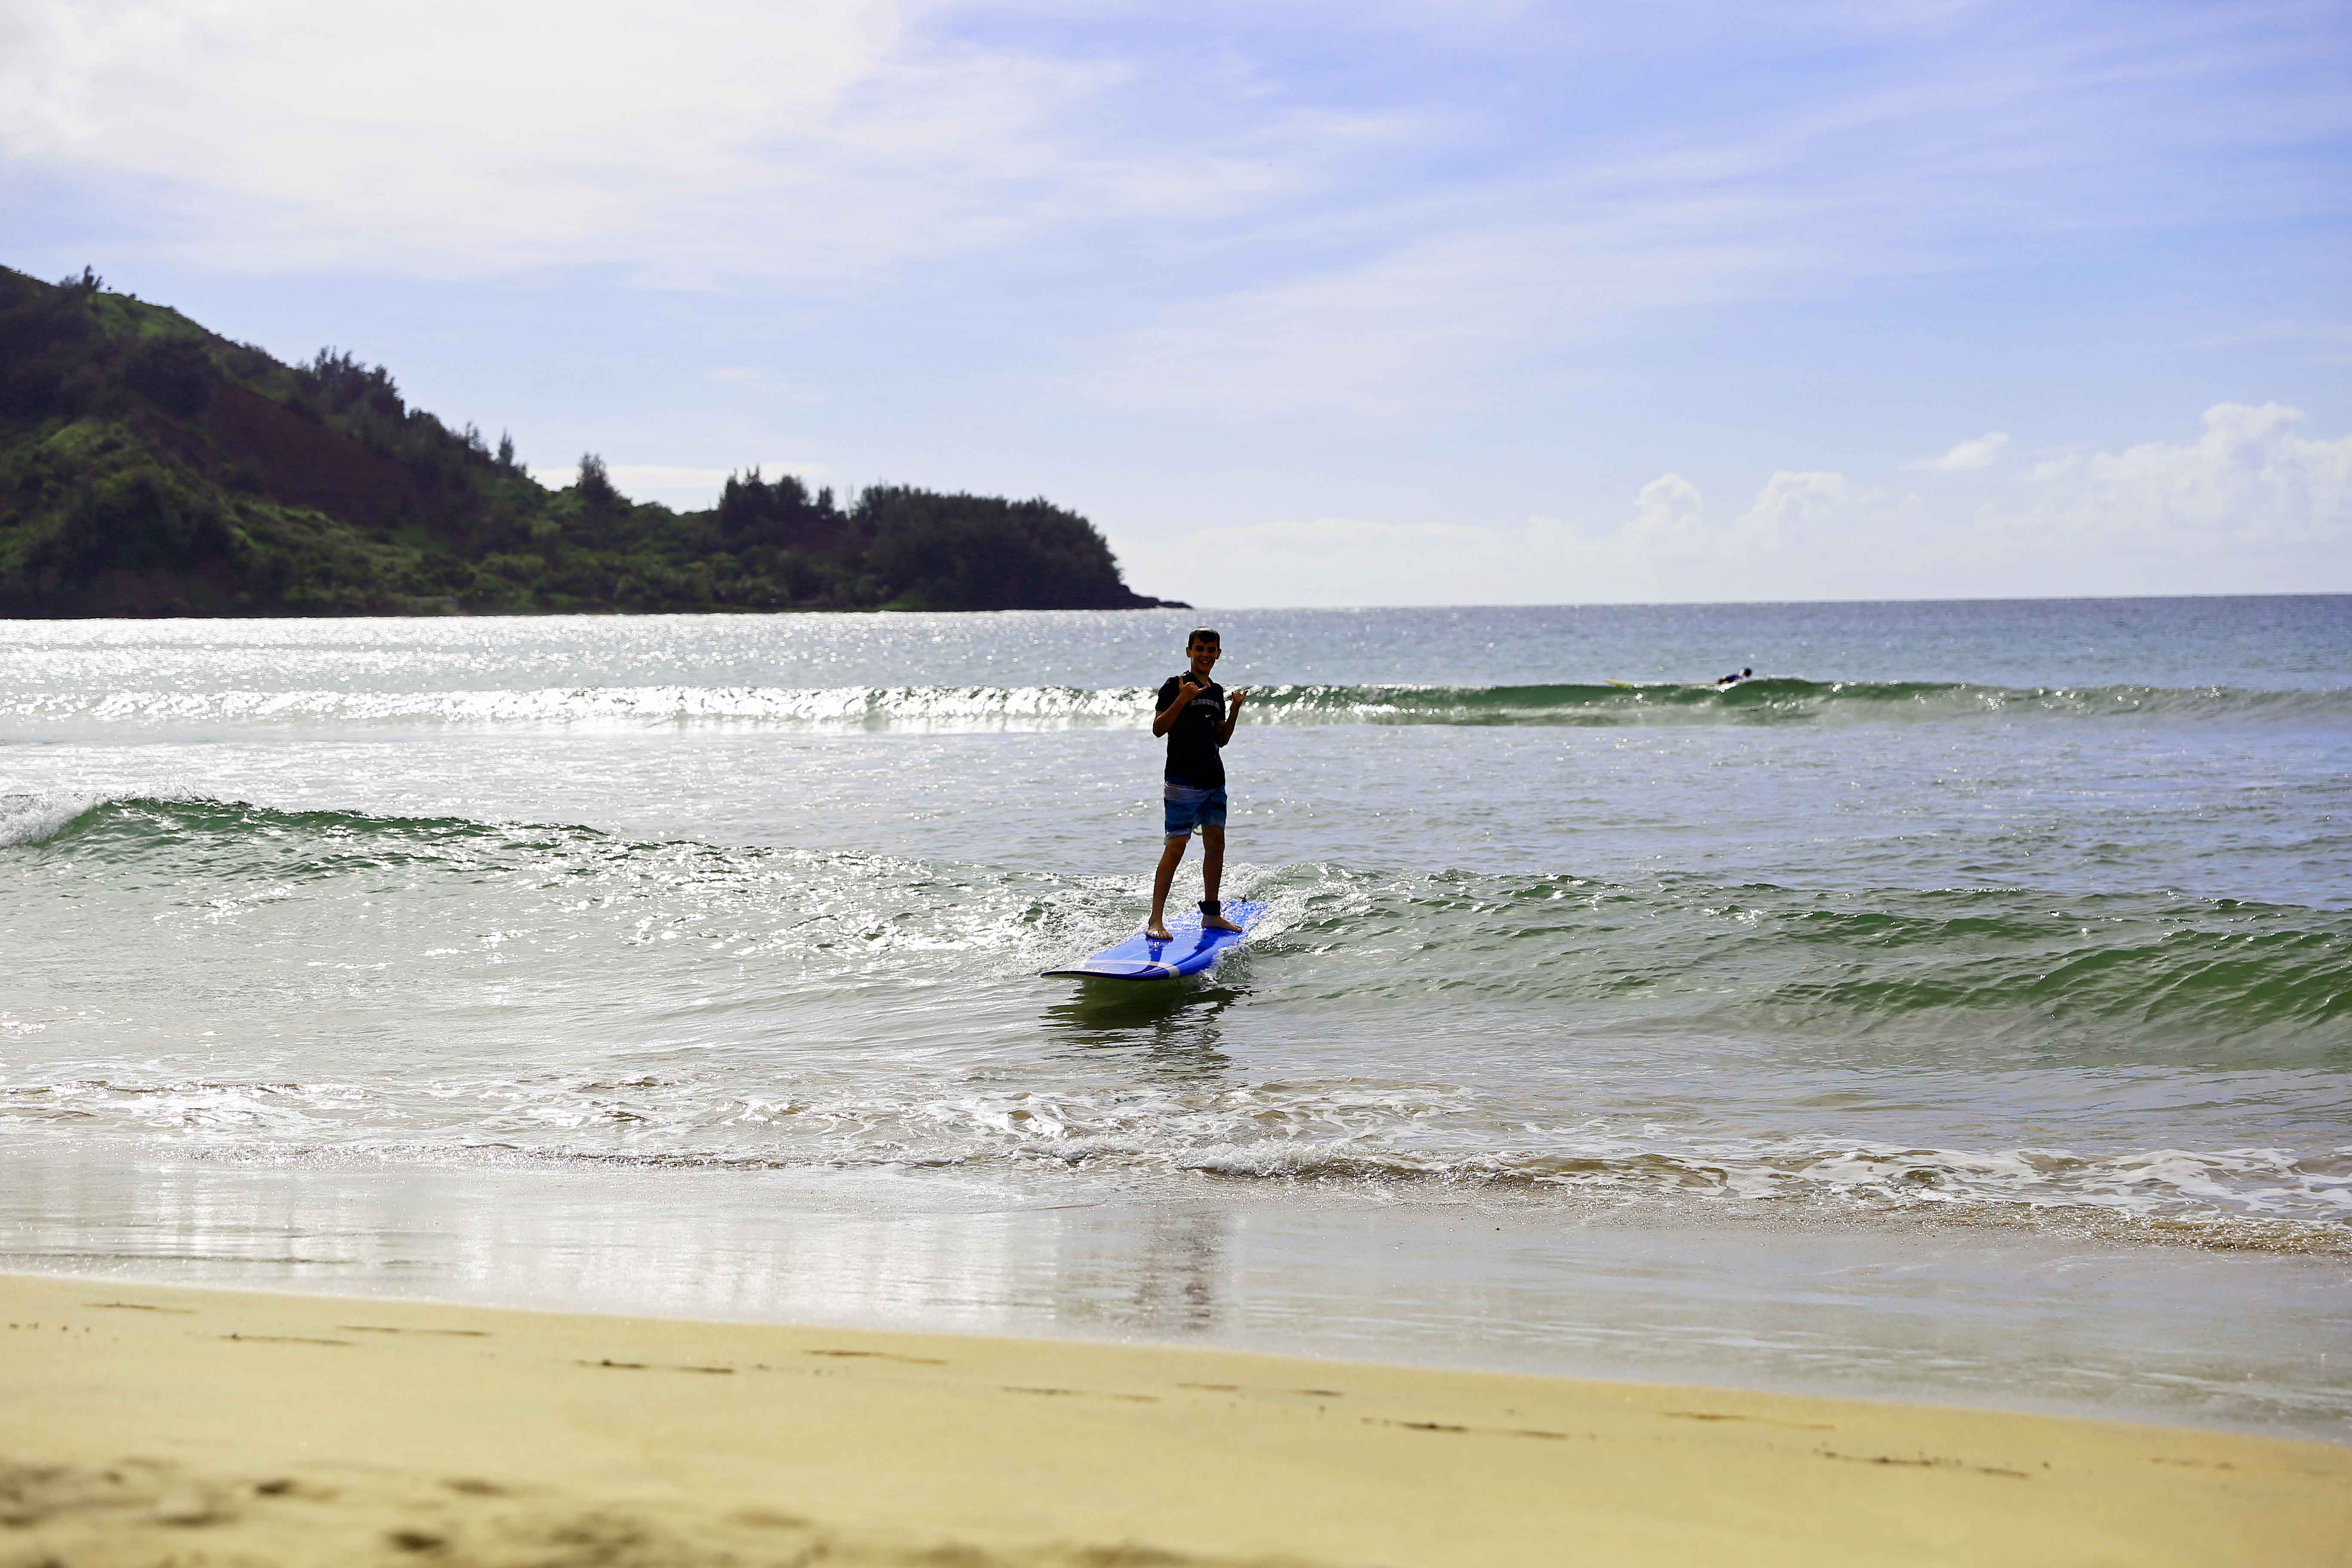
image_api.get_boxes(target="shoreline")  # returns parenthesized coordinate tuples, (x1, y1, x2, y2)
(6, 1271, 2346, 1567)
(9, 1145, 2347, 1445)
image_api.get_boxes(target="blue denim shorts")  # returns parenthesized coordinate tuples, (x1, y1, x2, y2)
(1163, 782, 1228, 838)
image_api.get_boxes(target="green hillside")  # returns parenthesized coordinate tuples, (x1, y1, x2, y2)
(0, 266, 1180, 616)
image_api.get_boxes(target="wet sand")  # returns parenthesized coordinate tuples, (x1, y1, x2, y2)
(13, 1148, 2348, 1439)
(4, 1272, 2346, 1566)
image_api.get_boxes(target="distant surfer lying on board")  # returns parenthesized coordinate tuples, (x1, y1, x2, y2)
(1715, 667, 1753, 687)
(1146, 628, 1249, 941)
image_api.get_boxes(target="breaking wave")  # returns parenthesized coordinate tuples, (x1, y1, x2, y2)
(5, 793, 2349, 1246)
(5, 678, 2349, 731)
(9, 794, 2350, 1033)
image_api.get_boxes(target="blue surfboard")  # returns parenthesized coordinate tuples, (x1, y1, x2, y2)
(1042, 900, 1268, 981)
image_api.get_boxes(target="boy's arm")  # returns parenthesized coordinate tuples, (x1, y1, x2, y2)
(1216, 687, 1248, 744)
(1152, 678, 1197, 737)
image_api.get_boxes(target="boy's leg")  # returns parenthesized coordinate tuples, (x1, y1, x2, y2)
(1146, 833, 1188, 940)
(1198, 827, 1239, 931)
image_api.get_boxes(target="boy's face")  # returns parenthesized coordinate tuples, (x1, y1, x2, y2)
(1187, 638, 1221, 676)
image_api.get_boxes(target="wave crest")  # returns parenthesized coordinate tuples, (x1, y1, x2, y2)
(5, 678, 2347, 731)
(11, 796, 2351, 1037)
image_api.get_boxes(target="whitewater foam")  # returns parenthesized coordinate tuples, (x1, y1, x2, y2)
(6, 679, 2349, 733)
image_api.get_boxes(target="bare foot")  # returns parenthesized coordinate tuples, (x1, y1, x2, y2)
(1202, 913, 1242, 933)
(1145, 922, 1173, 941)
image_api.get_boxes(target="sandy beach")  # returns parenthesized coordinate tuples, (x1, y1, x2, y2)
(4, 1272, 2346, 1567)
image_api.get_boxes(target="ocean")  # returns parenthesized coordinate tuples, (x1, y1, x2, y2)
(4, 596, 2348, 1438)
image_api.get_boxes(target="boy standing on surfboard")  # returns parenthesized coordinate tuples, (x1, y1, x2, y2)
(1146, 628, 1249, 941)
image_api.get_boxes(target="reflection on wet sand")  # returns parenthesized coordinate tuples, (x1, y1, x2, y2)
(0, 1147, 1243, 1342)
(5, 1145, 2350, 1439)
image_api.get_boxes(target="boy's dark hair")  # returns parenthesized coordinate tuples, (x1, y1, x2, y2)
(1187, 628, 1221, 646)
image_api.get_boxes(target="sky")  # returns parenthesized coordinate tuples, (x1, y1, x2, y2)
(3, 0, 2348, 607)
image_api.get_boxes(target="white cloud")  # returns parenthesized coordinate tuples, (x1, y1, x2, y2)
(1614, 411, 2352, 595)
(1730, 470, 1920, 558)
(0, 0, 1364, 282)
(1628, 472, 1706, 551)
(0, 1, 888, 273)
(1987, 402, 2352, 551)
(1124, 404, 2352, 606)
(1909, 431, 2009, 472)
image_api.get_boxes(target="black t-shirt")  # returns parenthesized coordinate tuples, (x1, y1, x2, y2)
(1157, 673, 1226, 788)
